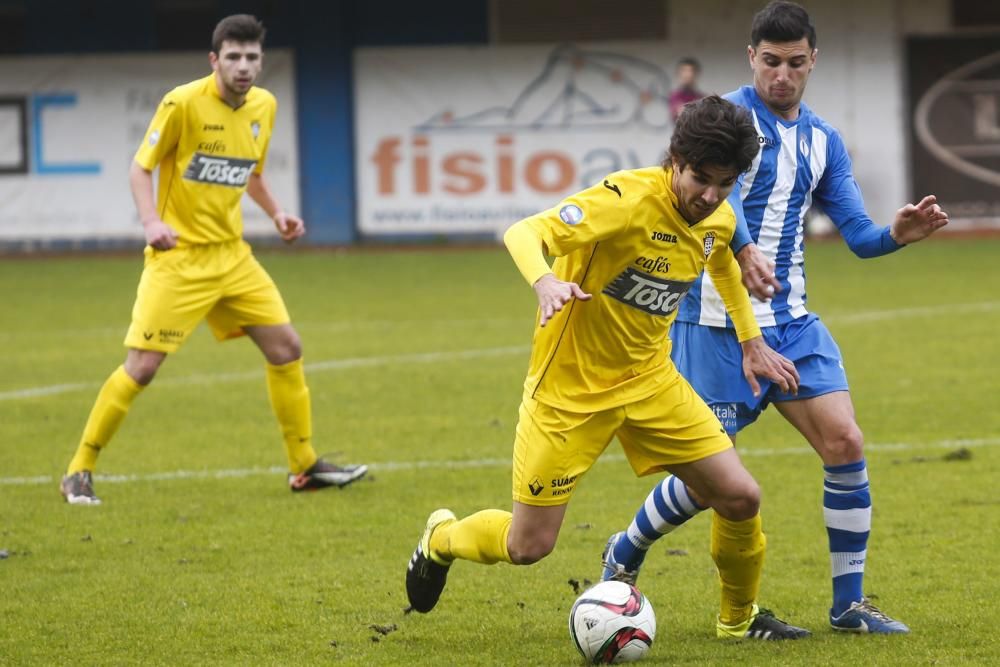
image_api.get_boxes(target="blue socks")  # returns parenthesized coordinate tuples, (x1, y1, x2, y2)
(823, 459, 871, 616)
(614, 474, 705, 570)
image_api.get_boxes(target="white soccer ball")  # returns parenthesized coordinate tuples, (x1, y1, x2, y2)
(569, 580, 656, 663)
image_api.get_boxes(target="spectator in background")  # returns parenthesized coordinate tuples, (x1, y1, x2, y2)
(669, 57, 706, 121)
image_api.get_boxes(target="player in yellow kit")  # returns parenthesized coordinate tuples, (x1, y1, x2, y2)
(406, 96, 810, 640)
(59, 14, 366, 505)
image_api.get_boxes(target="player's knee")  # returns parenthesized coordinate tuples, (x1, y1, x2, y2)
(714, 480, 760, 521)
(266, 332, 302, 365)
(823, 423, 865, 464)
(507, 535, 556, 565)
(282, 335, 303, 363)
(124, 352, 164, 385)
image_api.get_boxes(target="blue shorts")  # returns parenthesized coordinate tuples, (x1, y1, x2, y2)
(670, 313, 849, 434)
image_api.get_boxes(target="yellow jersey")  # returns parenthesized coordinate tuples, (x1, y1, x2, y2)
(134, 74, 276, 247)
(521, 167, 760, 412)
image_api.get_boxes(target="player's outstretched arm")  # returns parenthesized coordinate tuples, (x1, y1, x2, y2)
(889, 194, 949, 245)
(247, 172, 305, 243)
(503, 220, 591, 327)
(532, 274, 592, 327)
(728, 187, 780, 301)
(741, 336, 799, 398)
(129, 160, 178, 250)
(735, 243, 781, 301)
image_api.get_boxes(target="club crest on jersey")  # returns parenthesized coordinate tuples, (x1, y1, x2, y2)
(559, 204, 584, 225)
(703, 232, 716, 258)
(251, 121, 260, 139)
(603, 267, 693, 316)
(799, 135, 810, 158)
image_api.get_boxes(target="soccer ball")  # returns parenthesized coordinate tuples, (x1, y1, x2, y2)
(569, 580, 656, 663)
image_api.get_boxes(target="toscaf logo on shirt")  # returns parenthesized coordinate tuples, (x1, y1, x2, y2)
(603, 267, 693, 316)
(182, 152, 257, 187)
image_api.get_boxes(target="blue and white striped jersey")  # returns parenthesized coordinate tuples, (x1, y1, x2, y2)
(677, 85, 902, 328)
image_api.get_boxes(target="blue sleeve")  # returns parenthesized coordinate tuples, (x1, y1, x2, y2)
(724, 87, 754, 253)
(728, 180, 753, 252)
(814, 130, 903, 259)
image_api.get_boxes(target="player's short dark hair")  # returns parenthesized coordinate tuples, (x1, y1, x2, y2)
(211, 14, 266, 53)
(677, 57, 701, 72)
(666, 95, 759, 176)
(751, 1, 816, 49)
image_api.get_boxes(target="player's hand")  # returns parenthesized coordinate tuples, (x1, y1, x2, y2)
(274, 211, 305, 243)
(890, 194, 949, 245)
(533, 273, 592, 327)
(735, 243, 781, 301)
(740, 336, 798, 398)
(143, 219, 179, 250)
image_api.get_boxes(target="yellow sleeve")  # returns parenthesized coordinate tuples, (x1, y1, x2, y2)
(503, 220, 552, 286)
(523, 173, 632, 257)
(707, 248, 761, 342)
(134, 92, 184, 170)
(254, 94, 277, 175)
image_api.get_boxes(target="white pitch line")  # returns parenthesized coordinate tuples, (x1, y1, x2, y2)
(824, 300, 1000, 324)
(0, 345, 529, 402)
(3, 300, 1000, 402)
(3, 437, 997, 487)
(0, 317, 527, 342)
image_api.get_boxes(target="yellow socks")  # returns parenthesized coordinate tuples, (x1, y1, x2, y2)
(265, 358, 317, 474)
(711, 512, 766, 627)
(67, 366, 144, 474)
(67, 359, 319, 476)
(430, 509, 513, 565)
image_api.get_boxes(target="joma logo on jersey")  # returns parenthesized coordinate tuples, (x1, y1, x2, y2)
(603, 268, 693, 316)
(758, 134, 778, 148)
(183, 153, 256, 187)
(650, 231, 677, 243)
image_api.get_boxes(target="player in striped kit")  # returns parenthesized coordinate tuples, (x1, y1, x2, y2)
(600, 1, 948, 634)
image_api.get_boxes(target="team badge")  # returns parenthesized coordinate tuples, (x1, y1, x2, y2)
(703, 232, 716, 258)
(799, 134, 810, 158)
(559, 204, 584, 225)
(148, 130, 159, 147)
(250, 121, 260, 139)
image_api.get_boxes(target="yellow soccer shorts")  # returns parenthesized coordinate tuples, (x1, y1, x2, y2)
(124, 240, 290, 353)
(511, 368, 733, 506)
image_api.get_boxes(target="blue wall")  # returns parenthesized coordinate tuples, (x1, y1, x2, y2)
(1, 0, 490, 245)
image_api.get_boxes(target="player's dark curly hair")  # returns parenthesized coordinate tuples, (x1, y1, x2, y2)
(665, 95, 759, 175)
(212, 14, 266, 53)
(751, 1, 816, 49)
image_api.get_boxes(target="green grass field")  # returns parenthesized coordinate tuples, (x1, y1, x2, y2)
(1, 237, 998, 665)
